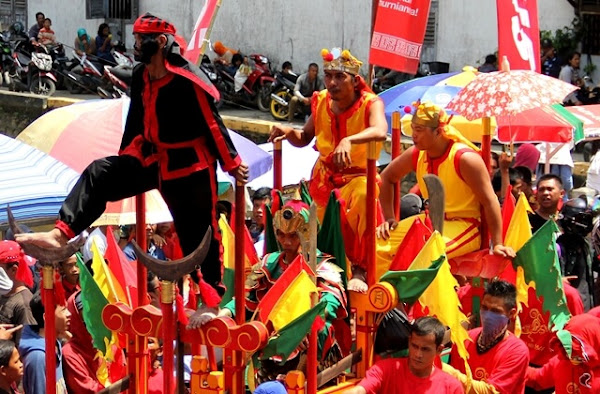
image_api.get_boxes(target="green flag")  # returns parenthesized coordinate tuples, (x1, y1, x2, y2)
(513, 219, 571, 331)
(260, 300, 327, 363)
(76, 255, 111, 354)
(299, 180, 313, 206)
(264, 190, 284, 255)
(317, 191, 348, 288)
(380, 256, 444, 305)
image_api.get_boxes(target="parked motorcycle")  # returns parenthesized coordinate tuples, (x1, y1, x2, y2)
(0, 31, 11, 87)
(62, 51, 124, 98)
(213, 53, 275, 111)
(199, 54, 223, 108)
(6, 44, 57, 96)
(269, 71, 298, 121)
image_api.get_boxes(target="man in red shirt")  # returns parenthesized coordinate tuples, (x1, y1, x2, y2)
(345, 316, 463, 393)
(444, 279, 529, 393)
(526, 313, 600, 393)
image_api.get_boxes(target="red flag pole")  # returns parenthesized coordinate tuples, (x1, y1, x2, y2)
(366, 142, 377, 286)
(161, 281, 175, 394)
(273, 138, 282, 191)
(134, 194, 148, 394)
(42, 266, 56, 394)
(391, 112, 402, 221)
(232, 180, 246, 392)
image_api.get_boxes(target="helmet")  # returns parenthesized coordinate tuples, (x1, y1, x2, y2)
(541, 38, 553, 49)
(558, 197, 594, 236)
(11, 22, 24, 34)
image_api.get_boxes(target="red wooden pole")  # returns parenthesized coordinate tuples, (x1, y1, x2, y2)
(391, 112, 402, 221)
(42, 266, 56, 394)
(366, 142, 378, 286)
(161, 281, 175, 394)
(232, 181, 246, 392)
(133, 194, 148, 394)
(480, 118, 491, 245)
(273, 139, 282, 191)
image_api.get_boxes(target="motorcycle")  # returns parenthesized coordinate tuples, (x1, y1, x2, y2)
(213, 53, 275, 111)
(199, 54, 223, 108)
(62, 51, 124, 98)
(269, 70, 298, 121)
(6, 44, 57, 96)
(0, 31, 12, 87)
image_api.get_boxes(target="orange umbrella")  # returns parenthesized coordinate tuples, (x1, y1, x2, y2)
(91, 189, 172, 226)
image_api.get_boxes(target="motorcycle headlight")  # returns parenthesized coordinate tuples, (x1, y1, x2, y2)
(260, 56, 268, 64)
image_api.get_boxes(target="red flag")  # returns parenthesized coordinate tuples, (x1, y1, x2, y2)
(104, 226, 138, 307)
(501, 184, 516, 241)
(497, 0, 540, 72)
(389, 218, 432, 271)
(369, 0, 432, 74)
(256, 255, 313, 324)
(185, 0, 221, 64)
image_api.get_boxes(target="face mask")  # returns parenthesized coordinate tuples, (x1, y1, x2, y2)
(134, 36, 159, 64)
(480, 310, 509, 346)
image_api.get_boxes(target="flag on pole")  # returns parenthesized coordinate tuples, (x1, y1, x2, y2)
(512, 219, 571, 331)
(185, 0, 222, 64)
(103, 227, 138, 307)
(408, 232, 471, 370)
(256, 255, 317, 331)
(218, 213, 258, 307)
(90, 241, 128, 305)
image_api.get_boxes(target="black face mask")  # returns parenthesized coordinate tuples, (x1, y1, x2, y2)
(134, 35, 160, 64)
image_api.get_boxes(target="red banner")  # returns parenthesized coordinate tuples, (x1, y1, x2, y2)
(369, 0, 432, 75)
(497, 0, 540, 72)
(185, 0, 221, 65)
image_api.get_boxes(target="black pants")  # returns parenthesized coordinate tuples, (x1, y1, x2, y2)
(59, 155, 224, 294)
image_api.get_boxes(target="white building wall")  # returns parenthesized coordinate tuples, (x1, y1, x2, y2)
(27, 0, 582, 76)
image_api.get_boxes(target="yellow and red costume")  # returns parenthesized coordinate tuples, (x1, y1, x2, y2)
(309, 48, 382, 268)
(376, 102, 481, 279)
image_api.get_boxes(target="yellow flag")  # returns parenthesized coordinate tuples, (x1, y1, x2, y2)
(219, 214, 235, 270)
(91, 240, 128, 305)
(504, 193, 534, 313)
(268, 270, 317, 332)
(504, 193, 533, 252)
(408, 232, 471, 376)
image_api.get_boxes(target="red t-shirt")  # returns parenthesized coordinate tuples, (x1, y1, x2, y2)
(358, 357, 464, 394)
(520, 284, 584, 366)
(527, 355, 600, 394)
(450, 327, 529, 394)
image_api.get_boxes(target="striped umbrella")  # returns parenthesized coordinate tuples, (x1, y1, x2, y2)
(0, 134, 79, 226)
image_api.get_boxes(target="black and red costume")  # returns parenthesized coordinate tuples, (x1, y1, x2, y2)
(56, 15, 241, 305)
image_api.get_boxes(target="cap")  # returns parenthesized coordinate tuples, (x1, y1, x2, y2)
(133, 12, 176, 35)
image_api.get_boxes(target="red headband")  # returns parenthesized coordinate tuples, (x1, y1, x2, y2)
(0, 241, 33, 288)
(133, 12, 176, 35)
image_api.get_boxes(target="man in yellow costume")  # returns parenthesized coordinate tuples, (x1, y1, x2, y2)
(269, 48, 387, 291)
(376, 101, 515, 279)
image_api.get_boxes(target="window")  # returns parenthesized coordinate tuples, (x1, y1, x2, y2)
(87, 0, 138, 21)
(582, 14, 600, 55)
(0, 0, 26, 31)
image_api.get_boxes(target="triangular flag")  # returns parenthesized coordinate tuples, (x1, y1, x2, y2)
(104, 227, 138, 307)
(513, 220, 571, 331)
(91, 241, 128, 305)
(256, 255, 316, 330)
(389, 217, 432, 272)
(260, 300, 327, 362)
(501, 184, 516, 241)
(409, 232, 471, 373)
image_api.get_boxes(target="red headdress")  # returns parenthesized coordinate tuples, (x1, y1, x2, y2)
(0, 240, 33, 288)
(133, 12, 177, 35)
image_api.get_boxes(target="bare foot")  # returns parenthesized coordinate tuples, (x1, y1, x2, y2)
(347, 278, 368, 293)
(14, 229, 83, 263)
(14, 228, 68, 248)
(187, 305, 219, 330)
